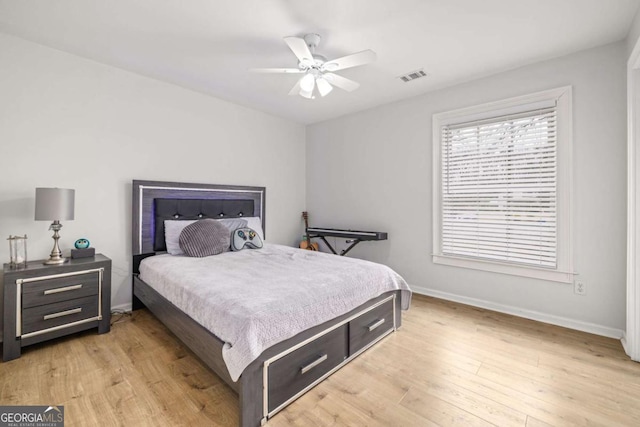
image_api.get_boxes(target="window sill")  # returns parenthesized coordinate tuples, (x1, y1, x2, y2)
(432, 254, 574, 283)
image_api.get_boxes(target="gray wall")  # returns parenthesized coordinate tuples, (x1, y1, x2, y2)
(307, 42, 627, 335)
(0, 33, 306, 315)
(628, 7, 640, 58)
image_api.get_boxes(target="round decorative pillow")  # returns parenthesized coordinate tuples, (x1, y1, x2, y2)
(179, 219, 230, 257)
(74, 238, 90, 249)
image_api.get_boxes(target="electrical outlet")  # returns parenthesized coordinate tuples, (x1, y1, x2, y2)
(574, 280, 586, 296)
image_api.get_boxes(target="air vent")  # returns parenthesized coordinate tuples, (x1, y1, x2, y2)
(398, 69, 428, 83)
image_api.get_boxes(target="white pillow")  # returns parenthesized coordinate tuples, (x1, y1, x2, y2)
(244, 217, 265, 241)
(165, 220, 197, 255)
(164, 218, 249, 255)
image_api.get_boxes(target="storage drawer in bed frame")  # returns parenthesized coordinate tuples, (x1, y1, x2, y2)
(262, 293, 396, 420)
(349, 296, 395, 355)
(267, 323, 349, 412)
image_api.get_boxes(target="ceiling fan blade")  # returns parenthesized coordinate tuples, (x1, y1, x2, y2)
(322, 50, 376, 72)
(316, 77, 333, 97)
(284, 36, 314, 65)
(250, 68, 304, 74)
(323, 73, 360, 92)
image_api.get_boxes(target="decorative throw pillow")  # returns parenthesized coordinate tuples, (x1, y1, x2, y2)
(179, 219, 230, 257)
(165, 218, 247, 255)
(231, 227, 264, 251)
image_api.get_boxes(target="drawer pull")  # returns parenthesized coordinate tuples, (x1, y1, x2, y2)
(43, 308, 82, 320)
(300, 354, 328, 375)
(368, 318, 386, 332)
(44, 284, 83, 295)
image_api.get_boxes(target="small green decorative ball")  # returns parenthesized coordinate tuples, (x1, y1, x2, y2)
(74, 238, 90, 249)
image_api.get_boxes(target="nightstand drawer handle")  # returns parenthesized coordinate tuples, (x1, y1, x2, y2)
(368, 318, 385, 332)
(300, 354, 328, 375)
(44, 284, 83, 295)
(43, 307, 82, 320)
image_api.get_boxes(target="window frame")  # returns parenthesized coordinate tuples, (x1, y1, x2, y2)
(432, 86, 573, 283)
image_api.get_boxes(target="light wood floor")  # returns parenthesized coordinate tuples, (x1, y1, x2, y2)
(2, 295, 640, 426)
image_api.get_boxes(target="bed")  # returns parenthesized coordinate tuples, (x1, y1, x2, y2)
(131, 180, 411, 426)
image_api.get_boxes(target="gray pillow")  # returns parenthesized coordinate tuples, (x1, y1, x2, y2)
(165, 218, 247, 255)
(179, 219, 230, 257)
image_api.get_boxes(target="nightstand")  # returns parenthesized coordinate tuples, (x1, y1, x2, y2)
(2, 254, 111, 361)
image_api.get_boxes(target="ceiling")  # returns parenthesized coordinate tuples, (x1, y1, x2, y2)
(1, 0, 639, 125)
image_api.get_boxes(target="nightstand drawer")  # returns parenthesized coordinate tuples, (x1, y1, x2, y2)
(21, 295, 99, 335)
(22, 272, 99, 309)
(267, 324, 348, 413)
(349, 297, 394, 355)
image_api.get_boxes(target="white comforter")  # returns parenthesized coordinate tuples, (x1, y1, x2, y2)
(139, 243, 412, 381)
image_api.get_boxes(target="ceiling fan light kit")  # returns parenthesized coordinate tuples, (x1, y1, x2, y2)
(300, 73, 316, 92)
(251, 33, 376, 99)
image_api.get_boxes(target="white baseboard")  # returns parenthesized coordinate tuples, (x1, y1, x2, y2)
(111, 288, 623, 340)
(622, 331, 629, 354)
(411, 284, 624, 339)
(111, 303, 132, 313)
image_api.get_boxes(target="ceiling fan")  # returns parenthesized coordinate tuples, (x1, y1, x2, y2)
(250, 33, 376, 99)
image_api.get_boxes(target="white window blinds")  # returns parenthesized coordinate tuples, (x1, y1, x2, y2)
(441, 102, 557, 268)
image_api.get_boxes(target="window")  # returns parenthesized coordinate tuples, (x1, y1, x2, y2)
(432, 87, 573, 283)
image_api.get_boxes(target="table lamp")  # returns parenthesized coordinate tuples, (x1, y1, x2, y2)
(35, 188, 75, 265)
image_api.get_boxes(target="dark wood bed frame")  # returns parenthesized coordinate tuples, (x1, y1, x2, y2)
(131, 180, 402, 427)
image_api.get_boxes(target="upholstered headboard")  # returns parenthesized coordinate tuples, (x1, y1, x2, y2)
(152, 198, 256, 251)
(132, 180, 265, 257)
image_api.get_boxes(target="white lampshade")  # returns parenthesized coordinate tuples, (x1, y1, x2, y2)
(300, 73, 315, 93)
(35, 188, 75, 221)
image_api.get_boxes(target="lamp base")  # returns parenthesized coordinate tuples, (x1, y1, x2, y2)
(43, 256, 67, 265)
(43, 220, 67, 265)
